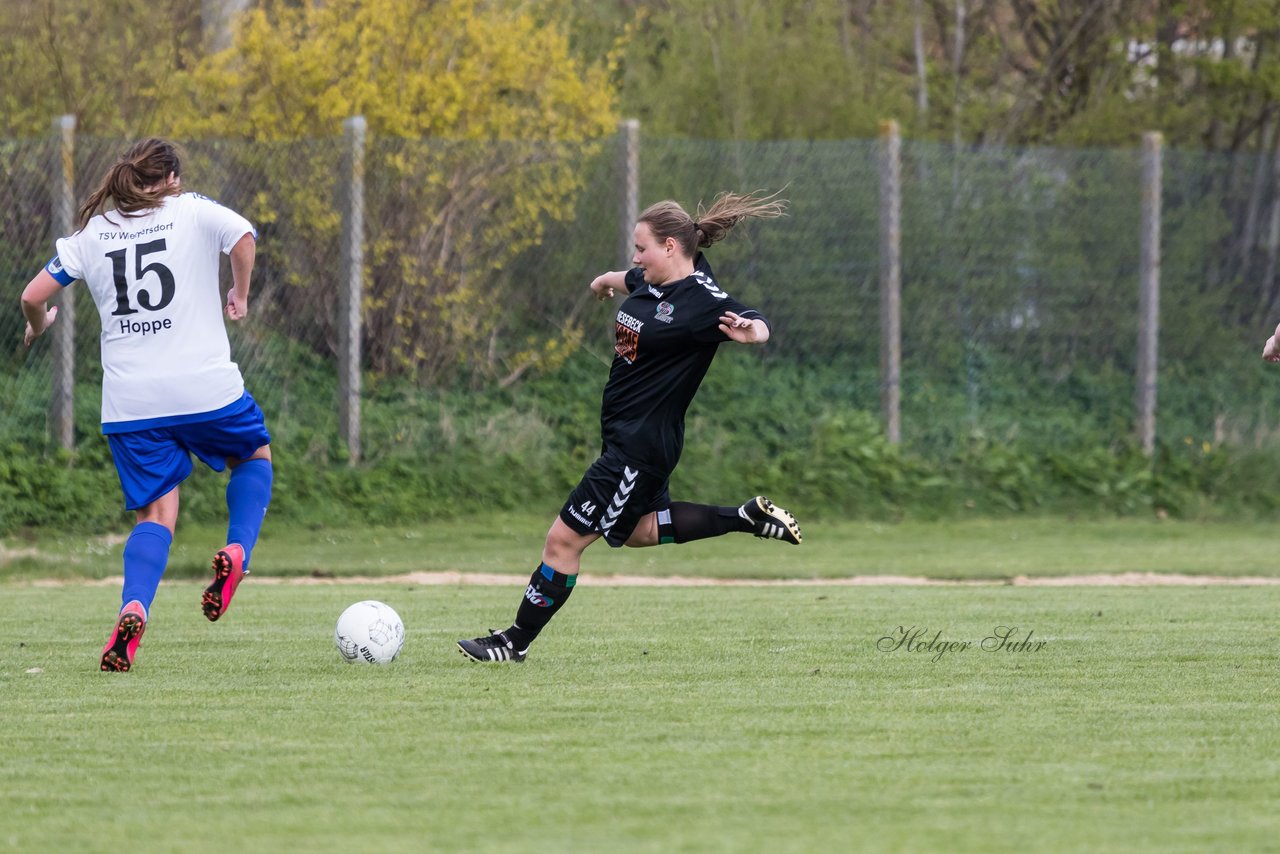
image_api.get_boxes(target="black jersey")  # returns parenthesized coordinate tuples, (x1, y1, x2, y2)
(598, 254, 768, 476)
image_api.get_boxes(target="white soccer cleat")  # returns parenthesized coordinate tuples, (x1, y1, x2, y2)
(740, 496, 803, 544)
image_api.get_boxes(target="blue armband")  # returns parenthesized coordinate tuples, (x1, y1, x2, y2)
(45, 255, 74, 285)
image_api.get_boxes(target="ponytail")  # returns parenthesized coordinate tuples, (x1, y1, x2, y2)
(76, 138, 184, 230)
(693, 190, 788, 247)
(639, 189, 788, 257)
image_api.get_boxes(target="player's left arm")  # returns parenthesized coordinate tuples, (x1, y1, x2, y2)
(689, 287, 772, 347)
(20, 270, 64, 347)
(718, 310, 770, 345)
(712, 293, 770, 346)
(1263, 320, 1280, 362)
(191, 194, 257, 321)
(225, 232, 256, 321)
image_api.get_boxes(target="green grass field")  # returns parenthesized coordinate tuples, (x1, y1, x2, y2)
(3, 517, 1280, 852)
(6, 514, 1280, 580)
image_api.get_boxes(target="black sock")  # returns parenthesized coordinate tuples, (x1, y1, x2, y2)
(657, 502, 753, 544)
(504, 563, 577, 648)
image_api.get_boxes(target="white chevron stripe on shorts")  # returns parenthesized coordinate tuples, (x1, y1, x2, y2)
(599, 466, 639, 534)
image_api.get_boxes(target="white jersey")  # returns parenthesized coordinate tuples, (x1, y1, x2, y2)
(48, 193, 256, 430)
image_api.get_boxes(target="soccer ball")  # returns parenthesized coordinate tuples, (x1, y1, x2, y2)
(334, 600, 405, 665)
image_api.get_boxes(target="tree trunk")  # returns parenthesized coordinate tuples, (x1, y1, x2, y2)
(914, 0, 929, 119)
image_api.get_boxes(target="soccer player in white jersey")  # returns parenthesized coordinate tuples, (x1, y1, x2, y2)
(20, 138, 274, 672)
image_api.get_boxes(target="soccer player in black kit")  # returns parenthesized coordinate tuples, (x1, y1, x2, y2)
(458, 191, 802, 662)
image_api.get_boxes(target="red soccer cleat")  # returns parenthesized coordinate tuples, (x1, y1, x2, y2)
(202, 544, 246, 622)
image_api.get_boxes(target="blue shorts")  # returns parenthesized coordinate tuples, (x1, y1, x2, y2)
(107, 393, 271, 510)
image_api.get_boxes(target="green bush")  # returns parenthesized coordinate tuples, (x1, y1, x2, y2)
(5, 352, 1280, 536)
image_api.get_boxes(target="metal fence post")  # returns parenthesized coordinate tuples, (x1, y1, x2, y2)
(619, 119, 640, 269)
(339, 115, 366, 464)
(879, 120, 903, 444)
(1137, 132, 1162, 455)
(51, 114, 76, 450)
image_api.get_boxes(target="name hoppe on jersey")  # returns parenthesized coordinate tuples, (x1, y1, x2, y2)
(118, 316, 174, 337)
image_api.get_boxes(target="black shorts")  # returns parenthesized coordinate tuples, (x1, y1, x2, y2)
(559, 449, 670, 548)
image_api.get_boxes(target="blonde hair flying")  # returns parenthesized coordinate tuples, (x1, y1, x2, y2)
(638, 189, 788, 257)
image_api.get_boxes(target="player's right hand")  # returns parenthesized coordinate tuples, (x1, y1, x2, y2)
(225, 292, 249, 320)
(589, 276, 616, 301)
(1264, 336, 1280, 362)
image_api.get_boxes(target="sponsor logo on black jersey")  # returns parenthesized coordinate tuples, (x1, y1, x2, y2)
(615, 310, 644, 363)
(616, 311, 644, 333)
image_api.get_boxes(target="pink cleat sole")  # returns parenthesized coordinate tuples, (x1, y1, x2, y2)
(100, 603, 147, 672)
(203, 544, 246, 622)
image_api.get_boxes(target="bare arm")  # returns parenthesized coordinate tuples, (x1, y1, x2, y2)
(590, 270, 628, 301)
(718, 311, 770, 345)
(21, 270, 64, 347)
(225, 233, 256, 321)
(1264, 321, 1280, 362)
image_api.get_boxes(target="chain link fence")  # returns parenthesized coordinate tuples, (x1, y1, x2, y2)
(4, 123, 1280, 462)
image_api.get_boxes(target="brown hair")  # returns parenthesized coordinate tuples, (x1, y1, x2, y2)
(76, 138, 184, 229)
(638, 189, 788, 257)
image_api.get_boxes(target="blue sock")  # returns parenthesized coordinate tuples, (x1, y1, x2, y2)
(226, 458, 273, 569)
(120, 522, 173, 615)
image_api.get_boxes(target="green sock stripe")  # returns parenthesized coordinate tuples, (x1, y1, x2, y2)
(540, 563, 577, 587)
